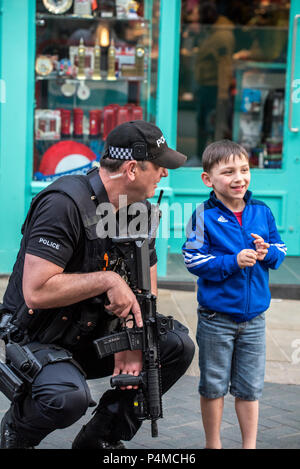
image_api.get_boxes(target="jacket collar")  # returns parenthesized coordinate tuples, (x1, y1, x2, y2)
(209, 190, 252, 212)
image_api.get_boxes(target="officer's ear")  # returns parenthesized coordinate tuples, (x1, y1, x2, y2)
(126, 161, 138, 181)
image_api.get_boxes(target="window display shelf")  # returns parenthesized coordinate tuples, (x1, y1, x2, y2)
(36, 75, 146, 82)
(36, 12, 149, 23)
(234, 60, 286, 71)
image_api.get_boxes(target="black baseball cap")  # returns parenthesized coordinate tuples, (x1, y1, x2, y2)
(102, 120, 187, 169)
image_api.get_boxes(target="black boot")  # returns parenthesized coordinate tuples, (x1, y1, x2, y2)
(72, 424, 125, 449)
(0, 408, 35, 449)
(72, 397, 126, 450)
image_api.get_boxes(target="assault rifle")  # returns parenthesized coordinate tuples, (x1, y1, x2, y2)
(93, 191, 173, 437)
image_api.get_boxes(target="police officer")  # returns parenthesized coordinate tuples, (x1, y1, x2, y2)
(0, 120, 195, 449)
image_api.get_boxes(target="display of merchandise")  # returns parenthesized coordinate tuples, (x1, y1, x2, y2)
(34, 103, 143, 180)
(60, 109, 71, 137)
(35, 55, 55, 76)
(91, 0, 98, 15)
(116, 0, 131, 18)
(107, 39, 117, 80)
(42, 0, 73, 14)
(92, 43, 101, 80)
(34, 0, 151, 180)
(100, 0, 116, 18)
(35, 110, 61, 140)
(127, 0, 139, 18)
(69, 38, 95, 80)
(135, 45, 145, 77)
(35, 39, 148, 81)
(73, 108, 84, 137)
(73, 0, 92, 16)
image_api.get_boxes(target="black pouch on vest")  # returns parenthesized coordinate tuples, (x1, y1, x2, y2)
(36, 308, 74, 344)
(60, 321, 82, 348)
(61, 307, 99, 347)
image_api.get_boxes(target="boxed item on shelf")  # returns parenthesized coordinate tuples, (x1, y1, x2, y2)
(69, 45, 95, 79)
(35, 109, 61, 140)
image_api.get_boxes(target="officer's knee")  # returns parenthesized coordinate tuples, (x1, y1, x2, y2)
(161, 326, 195, 372)
(175, 330, 195, 371)
(38, 384, 89, 429)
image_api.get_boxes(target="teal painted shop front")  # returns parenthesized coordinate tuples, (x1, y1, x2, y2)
(0, 0, 299, 279)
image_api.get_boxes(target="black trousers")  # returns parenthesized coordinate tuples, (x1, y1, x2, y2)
(10, 321, 195, 446)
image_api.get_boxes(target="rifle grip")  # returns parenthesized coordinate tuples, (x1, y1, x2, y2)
(111, 374, 143, 388)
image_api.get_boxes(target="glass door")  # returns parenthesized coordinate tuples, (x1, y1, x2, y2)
(166, 0, 300, 284)
(177, 0, 289, 169)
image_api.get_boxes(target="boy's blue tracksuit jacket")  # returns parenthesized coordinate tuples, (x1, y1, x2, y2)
(182, 191, 286, 323)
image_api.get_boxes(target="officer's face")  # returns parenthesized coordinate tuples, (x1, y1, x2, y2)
(134, 162, 168, 200)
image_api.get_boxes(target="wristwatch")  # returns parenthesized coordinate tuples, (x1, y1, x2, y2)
(42, 0, 73, 14)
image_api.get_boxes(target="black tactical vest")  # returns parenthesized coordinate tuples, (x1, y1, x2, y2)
(9, 168, 118, 348)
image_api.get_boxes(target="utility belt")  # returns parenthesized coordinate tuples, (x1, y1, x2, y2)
(0, 300, 115, 349)
(0, 340, 85, 403)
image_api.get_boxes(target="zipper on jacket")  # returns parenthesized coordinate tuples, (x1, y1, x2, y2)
(225, 210, 251, 318)
(213, 194, 252, 319)
(233, 207, 251, 318)
(241, 229, 251, 317)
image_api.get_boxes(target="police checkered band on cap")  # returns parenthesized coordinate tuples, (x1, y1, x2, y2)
(109, 146, 134, 160)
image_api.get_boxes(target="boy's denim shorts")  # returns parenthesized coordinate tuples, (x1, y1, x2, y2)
(196, 309, 266, 401)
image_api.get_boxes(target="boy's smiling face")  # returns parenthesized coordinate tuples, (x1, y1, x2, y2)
(201, 153, 251, 211)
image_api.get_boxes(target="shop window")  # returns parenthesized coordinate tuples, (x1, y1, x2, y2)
(177, 0, 289, 169)
(33, 0, 160, 181)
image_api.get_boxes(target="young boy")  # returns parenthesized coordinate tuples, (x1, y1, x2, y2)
(182, 140, 286, 449)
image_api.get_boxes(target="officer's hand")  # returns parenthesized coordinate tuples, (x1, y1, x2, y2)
(105, 272, 143, 327)
(113, 350, 143, 390)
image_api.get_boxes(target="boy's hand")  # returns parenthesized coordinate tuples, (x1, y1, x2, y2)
(251, 233, 270, 261)
(237, 249, 257, 268)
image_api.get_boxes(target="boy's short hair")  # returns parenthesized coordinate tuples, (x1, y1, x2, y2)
(202, 140, 249, 173)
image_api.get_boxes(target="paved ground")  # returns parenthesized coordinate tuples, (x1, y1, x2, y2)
(1, 277, 300, 450)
